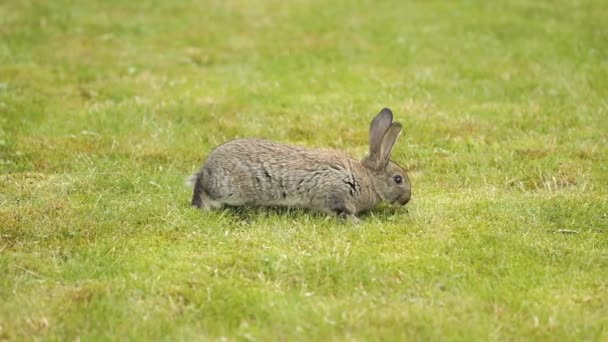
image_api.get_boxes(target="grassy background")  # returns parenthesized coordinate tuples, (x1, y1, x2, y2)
(1, 0, 607, 340)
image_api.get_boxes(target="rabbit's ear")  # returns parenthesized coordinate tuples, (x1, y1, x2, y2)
(369, 108, 394, 160)
(380, 122, 402, 167)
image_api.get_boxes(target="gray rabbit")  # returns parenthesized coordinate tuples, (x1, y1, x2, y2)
(187, 108, 411, 223)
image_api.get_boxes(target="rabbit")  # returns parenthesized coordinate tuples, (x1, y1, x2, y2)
(186, 108, 411, 223)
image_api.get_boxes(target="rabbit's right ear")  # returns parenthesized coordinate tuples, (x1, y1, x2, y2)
(369, 108, 393, 162)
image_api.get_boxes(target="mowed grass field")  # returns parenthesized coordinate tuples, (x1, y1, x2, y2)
(1, 0, 607, 340)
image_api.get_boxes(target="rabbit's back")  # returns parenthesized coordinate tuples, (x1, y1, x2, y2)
(198, 138, 366, 208)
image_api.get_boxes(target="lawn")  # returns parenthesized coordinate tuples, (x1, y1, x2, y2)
(1, 0, 607, 340)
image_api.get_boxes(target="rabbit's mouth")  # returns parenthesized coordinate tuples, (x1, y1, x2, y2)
(392, 193, 411, 206)
(393, 199, 408, 206)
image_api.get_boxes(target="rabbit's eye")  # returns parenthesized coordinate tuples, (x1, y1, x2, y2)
(393, 175, 403, 184)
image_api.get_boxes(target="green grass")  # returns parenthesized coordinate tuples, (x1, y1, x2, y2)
(1, 0, 607, 340)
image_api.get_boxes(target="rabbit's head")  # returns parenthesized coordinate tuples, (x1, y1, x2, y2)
(363, 108, 411, 206)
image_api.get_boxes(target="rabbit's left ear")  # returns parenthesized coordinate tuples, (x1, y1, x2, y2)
(369, 108, 393, 161)
(380, 122, 402, 167)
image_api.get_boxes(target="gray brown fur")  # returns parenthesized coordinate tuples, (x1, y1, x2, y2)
(187, 108, 411, 222)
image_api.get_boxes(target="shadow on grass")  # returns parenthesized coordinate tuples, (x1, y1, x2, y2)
(189, 203, 410, 225)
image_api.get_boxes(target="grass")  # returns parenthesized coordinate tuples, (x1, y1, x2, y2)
(1, 0, 607, 340)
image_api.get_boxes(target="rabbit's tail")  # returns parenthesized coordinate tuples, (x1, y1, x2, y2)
(185, 174, 198, 188)
(186, 173, 205, 208)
